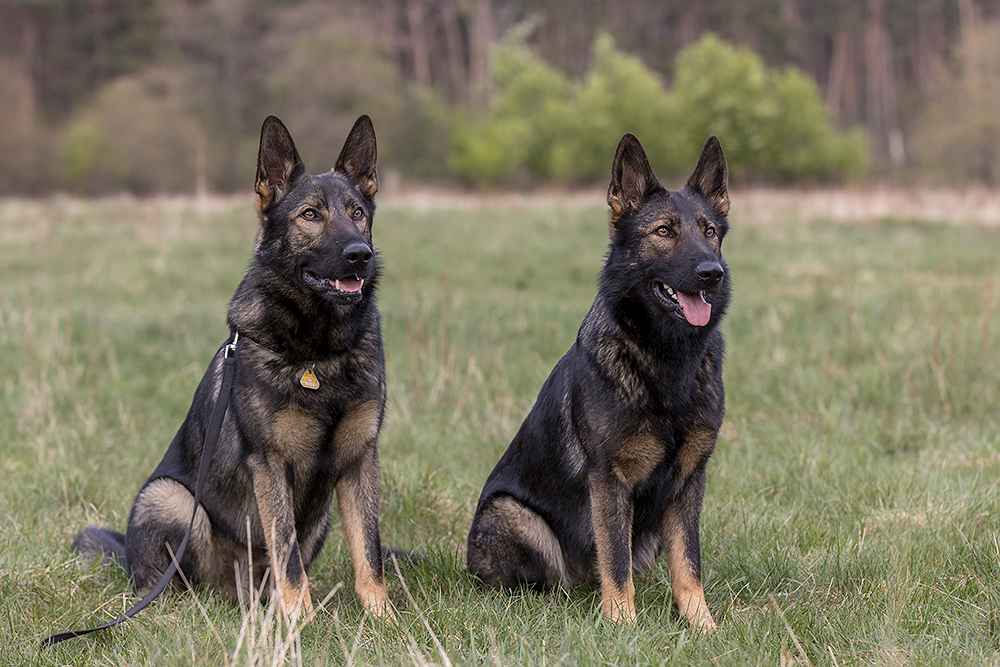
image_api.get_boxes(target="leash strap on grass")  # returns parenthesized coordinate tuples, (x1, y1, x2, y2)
(41, 333, 239, 649)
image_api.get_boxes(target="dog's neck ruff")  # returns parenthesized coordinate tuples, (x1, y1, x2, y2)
(238, 331, 278, 357)
(236, 331, 321, 391)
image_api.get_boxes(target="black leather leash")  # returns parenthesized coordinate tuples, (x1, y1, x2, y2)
(41, 333, 240, 649)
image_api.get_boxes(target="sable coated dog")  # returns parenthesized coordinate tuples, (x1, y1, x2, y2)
(74, 115, 392, 619)
(467, 133, 731, 629)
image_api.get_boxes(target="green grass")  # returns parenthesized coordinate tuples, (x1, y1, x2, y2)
(1, 192, 998, 665)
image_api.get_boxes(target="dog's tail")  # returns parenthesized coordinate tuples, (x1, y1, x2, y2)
(382, 545, 422, 567)
(73, 526, 126, 567)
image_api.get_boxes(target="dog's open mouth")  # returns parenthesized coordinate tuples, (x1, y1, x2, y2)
(653, 281, 712, 326)
(303, 270, 365, 299)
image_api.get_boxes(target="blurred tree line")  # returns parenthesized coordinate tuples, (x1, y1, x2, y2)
(0, 0, 996, 194)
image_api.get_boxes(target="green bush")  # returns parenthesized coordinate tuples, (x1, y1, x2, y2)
(764, 68, 868, 180)
(670, 34, 776, 177)
(448, 32, 676, 186)
(447, 32, 867, 187)
(57, 68, 205, 195)
(447, 26, 574, 186)
(449, 115, 533, 186)
(550, 33, 679, 182)
(672, 35, 867, 181)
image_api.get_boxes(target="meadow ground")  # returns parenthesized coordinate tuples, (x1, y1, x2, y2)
(1, 188, 998, 665)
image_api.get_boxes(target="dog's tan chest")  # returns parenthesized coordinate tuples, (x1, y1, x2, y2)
(611, 433, 664, 487)
(270, 407, 325, 459)
(333, 400, 381, 463)
(610, 426, 716, 489)
(676, 427, 716, 479)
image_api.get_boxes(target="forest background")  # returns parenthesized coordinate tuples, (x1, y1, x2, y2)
(4, 3, 1000, 663)
(1, 0, 999, 195)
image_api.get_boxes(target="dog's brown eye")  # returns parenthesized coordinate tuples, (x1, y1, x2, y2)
(656, 226, 672, 238)
(352, 207, 364, 220)
(301, 209, 318, 220)
(705, 227, 716, 238)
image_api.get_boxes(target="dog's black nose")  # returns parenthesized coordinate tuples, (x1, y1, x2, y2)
(696, 260, 724, 286)
(343, 241, 373, 268)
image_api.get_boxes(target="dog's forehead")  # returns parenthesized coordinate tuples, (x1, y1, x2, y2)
(316, 170, 364, 202)
(660, 188, 723, 225)
(288, 171, 366, 209)
(674, 189, 712, 217)
(640, 189, 709, 225)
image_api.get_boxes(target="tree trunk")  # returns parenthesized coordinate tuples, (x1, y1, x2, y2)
(17, 7, 40, 190)
(865, 0, 903, 166)
(827, 29, 859, 127)
(677, 3, 699, 46)
(440, 0, 467, 105)
(406, 0, 432, 87)
(468, 0, 493, 113)
(915, 0, 946, 92)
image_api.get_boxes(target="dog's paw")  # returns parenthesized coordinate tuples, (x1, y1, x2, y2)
(358, 583, 396, 622)
(278, 578, 313, 622)
(685, 609, 717, 635)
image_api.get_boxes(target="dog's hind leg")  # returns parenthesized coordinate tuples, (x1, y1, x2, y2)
(124, 477, 215, 595)
(467, 495, 571, 593)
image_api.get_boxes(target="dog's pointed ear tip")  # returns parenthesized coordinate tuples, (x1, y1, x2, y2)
(617, 132, 642, 150)
(352, 114, 377, 137)
(261, 115, 285, 132)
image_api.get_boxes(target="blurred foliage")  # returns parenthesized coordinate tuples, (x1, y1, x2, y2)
(911, 21, 1000, 186)
(46, 0, 457, 194)
(264, 2, 405, 173)
(551, 33, 680, 181)
(670, 35, 868, 182)
(57, 68, 204, 195)
(448, 23, 573, 186)
(449, 32, 867, 187)
(2, 0, 990, 193)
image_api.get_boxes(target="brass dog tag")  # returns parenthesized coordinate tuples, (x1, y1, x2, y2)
(300, 368, 320, 390)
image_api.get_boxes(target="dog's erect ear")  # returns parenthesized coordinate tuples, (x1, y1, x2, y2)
(608, 133, 662, 221)
(255, 115, 305, 213)
(686, 136, 729, 218)
(335, 115, 378, 200)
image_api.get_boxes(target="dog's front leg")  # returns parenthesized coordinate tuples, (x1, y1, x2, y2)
(589, 471, 636, 623)
(661, 466, 716, 632)
(247, 453, 313, 616)
(336, 447, 393, 619)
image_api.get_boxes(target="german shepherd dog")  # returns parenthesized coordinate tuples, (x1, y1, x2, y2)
(467, 133, 731, 629)
(74, 115, 392, 619)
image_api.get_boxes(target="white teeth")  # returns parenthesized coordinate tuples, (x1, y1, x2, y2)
(656, 282, 679, 302)
(335, 279, 341, 291)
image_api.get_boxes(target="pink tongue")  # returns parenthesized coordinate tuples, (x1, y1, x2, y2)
(677, 291, 711, 326)
(333, 277, 364, 293)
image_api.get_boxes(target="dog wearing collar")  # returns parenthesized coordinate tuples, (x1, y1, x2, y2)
(73, 115, 392, 620)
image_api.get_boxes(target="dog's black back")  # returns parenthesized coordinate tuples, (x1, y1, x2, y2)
(467, 134, 730, 627)
(74, 115, 393, 618)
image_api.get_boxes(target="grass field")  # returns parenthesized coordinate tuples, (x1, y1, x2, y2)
(1, 189, 999, 666)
